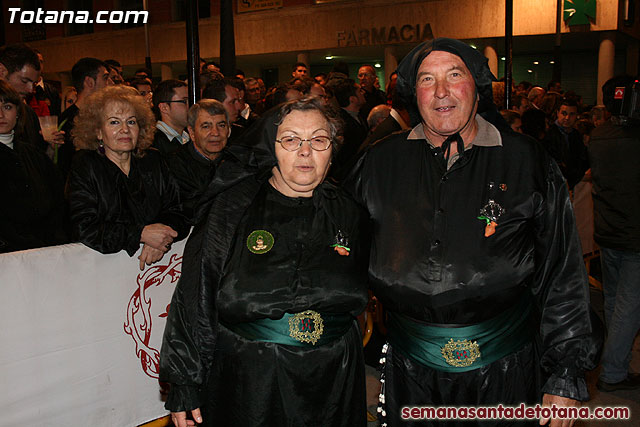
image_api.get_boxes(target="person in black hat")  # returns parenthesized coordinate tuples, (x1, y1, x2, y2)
(347, 38, 600, 426)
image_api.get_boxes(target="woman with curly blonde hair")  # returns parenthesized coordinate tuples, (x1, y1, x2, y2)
(69, 85, 188, 269)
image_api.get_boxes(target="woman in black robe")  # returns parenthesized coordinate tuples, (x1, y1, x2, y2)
(0, 80, 68, 252)
(160, 97, 369, 427)
(69, 85, 188, 269)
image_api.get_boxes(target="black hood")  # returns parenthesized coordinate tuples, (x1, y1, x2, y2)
(396, 38, 497, 127)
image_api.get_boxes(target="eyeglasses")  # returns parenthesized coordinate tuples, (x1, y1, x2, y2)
(276, 136, 332, 151)
(163, 99, 188, 105)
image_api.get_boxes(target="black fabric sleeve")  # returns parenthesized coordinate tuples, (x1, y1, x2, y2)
(154, 156, 190, 241)
(69, 156, 143, 255)
(532, 159, 602, 401)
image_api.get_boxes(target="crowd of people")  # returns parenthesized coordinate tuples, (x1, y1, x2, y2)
(1, 38, 638, 427)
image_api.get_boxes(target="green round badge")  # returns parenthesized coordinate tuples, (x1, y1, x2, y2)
(247, 230, 274, 254)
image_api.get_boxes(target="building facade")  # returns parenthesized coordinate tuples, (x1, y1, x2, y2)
(2, 0, 639, 104)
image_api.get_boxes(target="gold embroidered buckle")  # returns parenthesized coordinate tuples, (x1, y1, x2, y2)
(441, 338, 481, 367)
(289, 310, 324, 345)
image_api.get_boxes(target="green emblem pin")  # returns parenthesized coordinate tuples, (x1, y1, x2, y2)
(247, 230, 274, 254)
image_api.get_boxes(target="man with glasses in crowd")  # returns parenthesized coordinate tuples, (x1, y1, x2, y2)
(152, 79, 190, 156)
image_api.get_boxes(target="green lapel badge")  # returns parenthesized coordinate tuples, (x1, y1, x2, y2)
(247, 230, 274, 254)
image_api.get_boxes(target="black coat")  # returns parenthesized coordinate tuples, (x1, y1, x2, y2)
(588, 120, 640, 252)
(166, 141, 221, 224)
(348, 120, 600, 402)
(159, 113, 369, 424)
(0, 138, 68, 252)
(329, 108, 368, 183)
(69, 149, 189, 255)
(152, 130, 183, 156)
(542, 123, 589, 190)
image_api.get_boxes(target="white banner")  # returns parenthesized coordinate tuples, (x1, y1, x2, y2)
(0, 239, 187, 426)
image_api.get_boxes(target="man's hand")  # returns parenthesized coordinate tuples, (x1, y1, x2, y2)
(539, 393, 580, 427)
(171, 408, 202, 427)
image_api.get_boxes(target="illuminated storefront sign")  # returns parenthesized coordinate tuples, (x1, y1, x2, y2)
(337, 23, 433, 47)
(563, 0, 596, 26)
(237, 0, 283, 14)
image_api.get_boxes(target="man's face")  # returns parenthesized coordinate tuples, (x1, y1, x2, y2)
(245, 81, 261, 104)
(4, 65, 40, 99)
(93, 66, 113, 91)
(415, 50, 478, 144)
(163, 85, 189, 130)
(314, 75, 326, 86)
(109, 67, 123, 85)
(292, 66, 307, 79)
(188, 110, 229, 161)
(556, 105, 578, 129)
(358, 66, 376, 91)
(222, 85, 243, 123)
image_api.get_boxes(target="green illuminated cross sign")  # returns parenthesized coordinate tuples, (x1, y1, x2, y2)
(563, 0, 596, 26)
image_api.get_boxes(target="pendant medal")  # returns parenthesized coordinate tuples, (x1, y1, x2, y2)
(331, 230, 350, 256)
(477, 199, 505, 237)
(247, 230, 274, 254)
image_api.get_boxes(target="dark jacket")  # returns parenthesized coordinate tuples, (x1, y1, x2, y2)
(588, 120, 640, 252)
(348, 121, 600, 401)
(542, 123, 589, 190)
(68, 149, 189, 256)
(359, 87, 386, 123)
(166, 141, 222, 224)
(58, 104, 79, 180)
(329, 108, 368, 182)
(152, 130, 184, 156)
(0, 138, 68, 252)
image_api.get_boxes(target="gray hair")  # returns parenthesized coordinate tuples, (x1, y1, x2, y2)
(187, 98, 228, 128)
(367, 104, 391, 129)
(275, 96, 343, 143)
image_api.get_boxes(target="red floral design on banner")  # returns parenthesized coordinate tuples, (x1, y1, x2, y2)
(124, 253, 182, 378)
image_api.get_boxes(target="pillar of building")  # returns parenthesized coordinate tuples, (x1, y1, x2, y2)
(160, 63, 173, 81)
(384, 46, 398, 84)
(483, 44, 498, 79)
(296, 52, 310, 69)
(626, 39, 639, 77)
(597, 32, 615, 105)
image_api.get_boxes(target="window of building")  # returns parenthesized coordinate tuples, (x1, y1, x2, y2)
(65, 0, 94, 36)
(21, 0, 47, 41)
(115, 0, 147, 30)
(173, 0, 211, 22)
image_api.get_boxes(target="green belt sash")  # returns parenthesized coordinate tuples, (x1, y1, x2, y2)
(388, 297, 531, 372)
(223, 310, 352, 347)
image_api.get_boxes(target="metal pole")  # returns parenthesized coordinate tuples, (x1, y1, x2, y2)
(220, 0, 236, 77)
(504, 0, 513, 110)
(186, 0, 200, 105)
(553, 0, 563, 83)
(143, 0, 152, 77)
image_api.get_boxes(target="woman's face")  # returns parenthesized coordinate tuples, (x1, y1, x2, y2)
(97, 101, 139, 156)
(0, 101, 18, 134)
(271, 109, 333, 198)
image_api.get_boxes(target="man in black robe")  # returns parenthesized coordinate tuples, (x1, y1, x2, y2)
(167, 99, 229, 224)
(348, 38, 599, 426)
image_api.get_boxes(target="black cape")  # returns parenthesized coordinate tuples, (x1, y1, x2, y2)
(159, 110, 370, 426)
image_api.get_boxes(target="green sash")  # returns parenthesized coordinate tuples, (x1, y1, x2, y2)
(223, 310, 353, 347)
(388, 297, 531, 372)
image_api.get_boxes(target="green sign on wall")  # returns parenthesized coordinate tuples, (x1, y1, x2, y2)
(563, 0, 596, 26)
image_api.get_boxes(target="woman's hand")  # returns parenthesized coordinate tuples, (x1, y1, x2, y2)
(138, 243, 165, 270)
(141, 223, 178, 251)
(171, 409, 202, 427)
